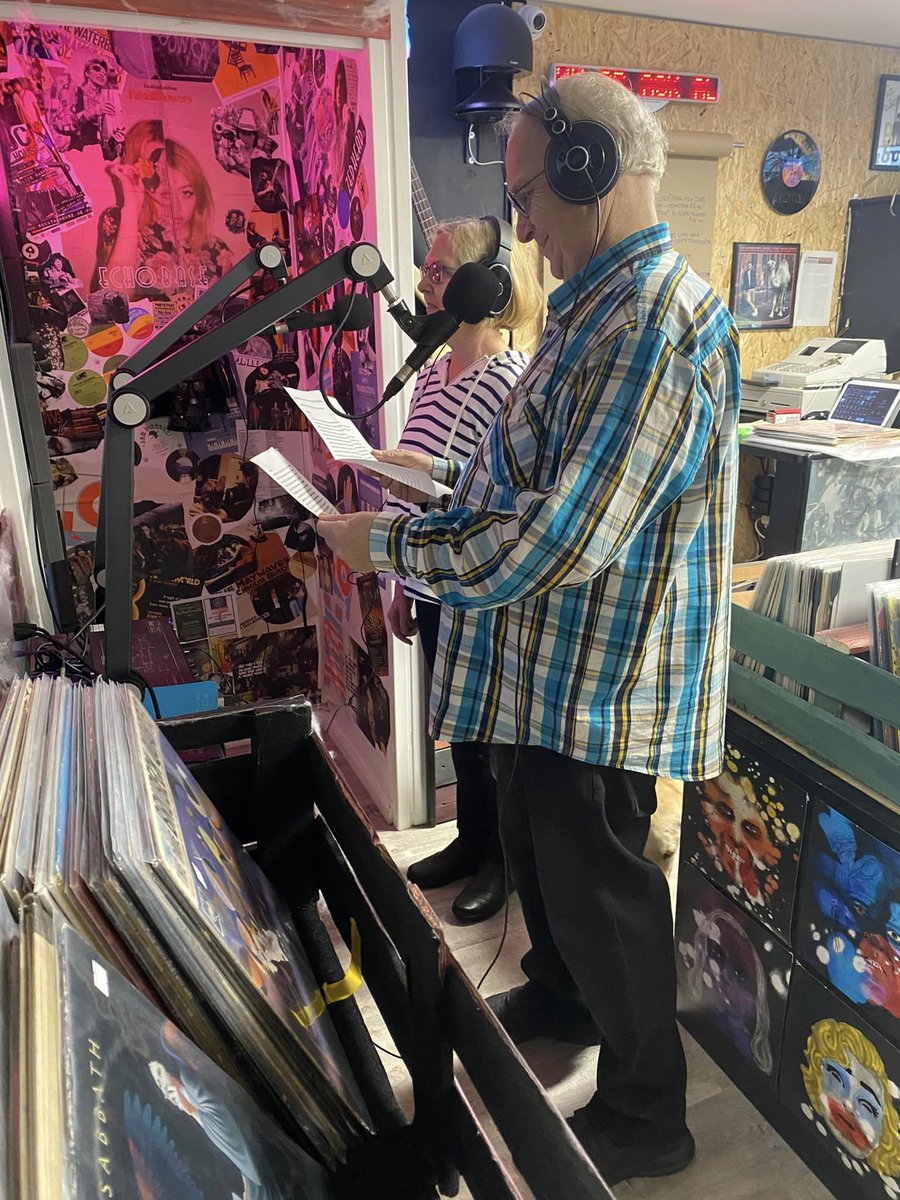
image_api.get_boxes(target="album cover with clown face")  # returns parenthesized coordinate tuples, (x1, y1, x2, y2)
(682, 732, 808, 941)
(781, 965, 900, 1198)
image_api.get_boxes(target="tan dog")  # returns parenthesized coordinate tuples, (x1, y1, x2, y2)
(644, 778, 683, 880)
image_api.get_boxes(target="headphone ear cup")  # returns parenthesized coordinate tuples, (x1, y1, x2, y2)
(544, 120, 622, 205)
(488, 263, 513, 316)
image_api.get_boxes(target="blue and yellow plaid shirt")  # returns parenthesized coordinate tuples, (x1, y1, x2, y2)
(369, 225, 740, 780)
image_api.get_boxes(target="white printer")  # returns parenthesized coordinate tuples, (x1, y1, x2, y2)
(742, 337, 888, 416)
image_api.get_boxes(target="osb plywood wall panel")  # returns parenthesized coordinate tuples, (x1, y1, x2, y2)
(519, 7, 900, 375)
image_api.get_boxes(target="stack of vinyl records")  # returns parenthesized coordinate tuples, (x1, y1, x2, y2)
(736, 539, 897, 698)
(19, 900, 331, 1199)
(0, 675, 370, 1194)
(868, 579, 900, 750)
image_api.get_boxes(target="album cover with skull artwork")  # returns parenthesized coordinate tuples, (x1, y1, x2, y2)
(795, 803, 900, 1046)
(781, 964, 900, 1199)
(676, 863, 793, 1088)
(681, 732, 808, 941)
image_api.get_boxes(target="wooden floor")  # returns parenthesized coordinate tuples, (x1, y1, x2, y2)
(349, 815, 833, 1200)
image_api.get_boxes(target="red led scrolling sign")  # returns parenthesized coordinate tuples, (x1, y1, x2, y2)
(551, 64, 720, 104)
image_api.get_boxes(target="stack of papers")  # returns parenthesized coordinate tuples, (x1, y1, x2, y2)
(286, 388, 451, 500)
(744, 420, 900, 461)
(750, 420, 900, 446)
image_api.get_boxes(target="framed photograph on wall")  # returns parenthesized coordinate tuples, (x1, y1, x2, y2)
(870, 74, 900, 170)
(729, 242, 800, 330)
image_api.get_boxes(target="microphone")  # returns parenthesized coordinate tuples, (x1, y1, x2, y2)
(272, 292, 374, 335)
(381, 262, 501, 403)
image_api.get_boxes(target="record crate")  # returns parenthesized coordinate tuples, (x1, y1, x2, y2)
(160, 700, 609, 1200)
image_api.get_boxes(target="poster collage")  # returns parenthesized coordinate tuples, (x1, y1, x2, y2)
(678, 725, 900, 1196)
(0, 21, 391, 752)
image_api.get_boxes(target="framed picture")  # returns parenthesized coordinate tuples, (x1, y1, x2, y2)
(870, 74, 900, 171)
(729, 242, 800, 330)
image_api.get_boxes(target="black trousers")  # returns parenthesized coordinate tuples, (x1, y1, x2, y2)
(490, 744, 687, 1146)
(415, 598, 499, 857)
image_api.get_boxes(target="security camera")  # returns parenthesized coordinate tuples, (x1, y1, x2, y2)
(519, 4, 547, 39)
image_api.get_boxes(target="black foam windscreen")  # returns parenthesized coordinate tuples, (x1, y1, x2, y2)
(332, 291, 374, 332)
(443, 261, 502, 324)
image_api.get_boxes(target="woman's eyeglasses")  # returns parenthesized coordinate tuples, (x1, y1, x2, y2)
(420, 262, 456, 285)
(506, 168, 545, 218)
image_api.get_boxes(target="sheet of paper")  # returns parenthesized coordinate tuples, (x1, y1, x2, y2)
(286, 388, 449, 500)
(250, 447, 339, 516)
(793, 251, 838, 327)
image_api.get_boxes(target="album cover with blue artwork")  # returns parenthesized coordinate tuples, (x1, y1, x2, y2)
(681, 732, 808, 941)
(781, 964, 900, 1199)
(676, 863, 792, 1088)
(796, 802, 900, 1046)
(58, 920, 331, 1200)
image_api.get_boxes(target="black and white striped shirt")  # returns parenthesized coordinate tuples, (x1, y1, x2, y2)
(387, 349, 528, 602)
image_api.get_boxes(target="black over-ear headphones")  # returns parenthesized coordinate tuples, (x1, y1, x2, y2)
(526, 86, 622, 205)
(479, 214, 513, 316)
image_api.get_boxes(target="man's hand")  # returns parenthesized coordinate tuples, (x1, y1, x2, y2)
(371, 448, 434, 504)
(387, 586, 418, 644)
(317, 513, 378, 573)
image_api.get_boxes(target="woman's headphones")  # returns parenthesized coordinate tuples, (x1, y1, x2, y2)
(525, 86, 622, 205)
(479, 215, 513, 316)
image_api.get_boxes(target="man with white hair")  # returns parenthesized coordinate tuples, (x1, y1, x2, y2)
(320, 71, 740, 1184)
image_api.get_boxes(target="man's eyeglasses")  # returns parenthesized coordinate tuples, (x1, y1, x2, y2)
(506, 168, 545, 218)
(420, 262, 456, 285)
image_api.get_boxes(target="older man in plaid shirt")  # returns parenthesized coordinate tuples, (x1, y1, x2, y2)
(320, 71, 740, 1185)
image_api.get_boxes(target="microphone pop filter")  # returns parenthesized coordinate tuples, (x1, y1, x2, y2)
(443, 262, 502, 325)
(332, 292, 374, 332)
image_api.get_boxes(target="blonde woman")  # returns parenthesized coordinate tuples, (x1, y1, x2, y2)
(382, 216, 543, 924)
(93, 119, 233, 298)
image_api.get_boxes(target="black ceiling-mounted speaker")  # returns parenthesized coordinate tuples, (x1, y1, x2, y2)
(453, 3, 533, 124)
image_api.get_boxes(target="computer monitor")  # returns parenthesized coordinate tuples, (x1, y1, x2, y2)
(829, 377, 900, 427)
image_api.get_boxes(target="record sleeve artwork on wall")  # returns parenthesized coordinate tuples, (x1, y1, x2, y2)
(783, 967, 900, 1197)
(676, 865, 792, 1084)
(682, 736, 806, 939)
(796, 806, 900, 1044)
(0, 22, 388, 724)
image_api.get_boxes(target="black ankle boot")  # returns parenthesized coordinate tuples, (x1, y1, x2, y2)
(407, 838, 481, 889)
(451, 857, 508, 923)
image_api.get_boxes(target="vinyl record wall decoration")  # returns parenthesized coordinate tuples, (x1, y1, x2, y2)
(761, 130, 821, 215)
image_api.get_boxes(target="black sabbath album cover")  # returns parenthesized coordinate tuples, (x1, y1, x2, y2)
(57, 919, 331, 1200)
(781, 965, 900, 1198)
(681, 731, 807, 940)
(676, 863, 792, 1087)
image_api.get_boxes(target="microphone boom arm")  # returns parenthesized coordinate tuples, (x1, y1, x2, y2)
(99, 242, 394, 684)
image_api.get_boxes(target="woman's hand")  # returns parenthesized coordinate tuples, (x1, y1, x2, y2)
(387, 586, 418, 644)
(373, 448, 434, 475)
(107, 162, 145, 213)
(371, 448, 433, 503)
